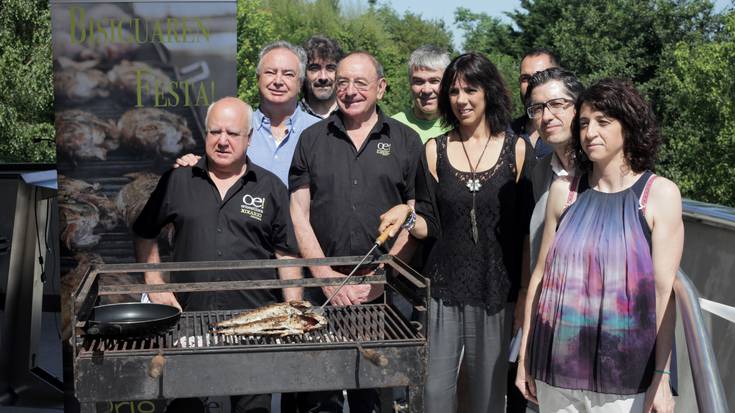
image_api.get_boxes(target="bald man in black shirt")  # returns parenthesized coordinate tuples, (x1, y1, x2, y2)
(134, 97, 301, 412)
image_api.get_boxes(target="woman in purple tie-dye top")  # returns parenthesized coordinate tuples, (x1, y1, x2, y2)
(516, 79, 684, 413)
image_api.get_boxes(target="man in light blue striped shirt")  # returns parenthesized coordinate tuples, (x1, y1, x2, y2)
(246, 41, 320, 186)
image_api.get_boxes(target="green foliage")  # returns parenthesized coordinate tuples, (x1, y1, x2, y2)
(3, 0, 732, 206)
(237, 0, 453, 114)
(456, 7, 523, 58)
(656, 11, 735, 204)
(236, 0, 276, 105)
(457, 0, 734, 206)
(0, 0, 55, 163)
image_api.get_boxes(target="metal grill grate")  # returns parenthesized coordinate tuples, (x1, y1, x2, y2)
(79, 304, 420, 354)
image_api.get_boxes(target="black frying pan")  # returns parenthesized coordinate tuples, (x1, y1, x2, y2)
(85, 303, 181, 337)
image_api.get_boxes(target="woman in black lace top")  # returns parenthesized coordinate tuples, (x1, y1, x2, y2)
(380, 53, 534, 412)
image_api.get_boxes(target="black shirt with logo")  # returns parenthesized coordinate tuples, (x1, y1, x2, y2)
(133, 157, 298, 311)
(289, 107, 423, 258)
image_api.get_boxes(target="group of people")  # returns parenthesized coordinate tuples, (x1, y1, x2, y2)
(132, 35, 684, 413)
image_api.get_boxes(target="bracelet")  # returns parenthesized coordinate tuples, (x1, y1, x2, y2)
(654, 369, 671, 375)
(401, 205, 417, 232)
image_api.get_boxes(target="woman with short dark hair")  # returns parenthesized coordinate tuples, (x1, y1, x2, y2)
(380, 52, 535, 412)
(516, 79, 683, 413)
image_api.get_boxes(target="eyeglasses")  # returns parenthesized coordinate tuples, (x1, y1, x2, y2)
(526, 98, 574, 119)
(335, 78, 374, 92)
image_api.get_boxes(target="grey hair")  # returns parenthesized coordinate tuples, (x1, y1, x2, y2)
(341, 51, 384, 79)
(408, 45, 450, 79)
(256, 40, 307, 83)
(205, 97, 254, 135)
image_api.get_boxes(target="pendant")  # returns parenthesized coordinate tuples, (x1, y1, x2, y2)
(466, 179, 482, 192)
(470, 208, 479, 244)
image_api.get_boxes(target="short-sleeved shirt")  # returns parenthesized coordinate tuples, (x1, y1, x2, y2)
(391, 109, 449, 143)
(289, 107, 423, 258)
(133, 157, 298, 311)
(248, 104, 320, 186)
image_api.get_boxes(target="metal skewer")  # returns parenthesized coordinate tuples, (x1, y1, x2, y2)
(316, 226, 395, 313)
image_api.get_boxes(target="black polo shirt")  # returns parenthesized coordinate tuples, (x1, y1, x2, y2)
(133, 157, 298, 311)
(289, 107, 423, 258)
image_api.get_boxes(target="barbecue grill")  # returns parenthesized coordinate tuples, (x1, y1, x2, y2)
(70, 255, 429, 412)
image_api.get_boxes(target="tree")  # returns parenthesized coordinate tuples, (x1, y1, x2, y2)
(0, 0, 55, 163)
(457, 0, 734, 206)
(236, 0, 276, 105)
(657, 11, 735, 205)
(255, 0, 454, 115)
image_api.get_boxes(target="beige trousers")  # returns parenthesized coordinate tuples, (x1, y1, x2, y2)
(535, 380, 646, 413)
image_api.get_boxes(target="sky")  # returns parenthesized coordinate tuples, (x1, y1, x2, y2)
(361, 0, 734, 50)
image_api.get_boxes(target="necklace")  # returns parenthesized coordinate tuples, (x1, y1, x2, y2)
(459, 135, 492, 244)
(460, 136, 491, 192)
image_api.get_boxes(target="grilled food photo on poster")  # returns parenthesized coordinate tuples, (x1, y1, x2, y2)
(51, 1, 237, 411)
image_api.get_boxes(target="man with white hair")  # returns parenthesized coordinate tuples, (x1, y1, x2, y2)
(177, 40, 320, 186)
(247, 40, 321, 185)
(391, 45, 451, 142)
(135, 96, 301, 413)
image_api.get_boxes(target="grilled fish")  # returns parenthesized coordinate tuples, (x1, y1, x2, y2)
(209, 301, 313, 329)
(211, 313, 327, 337)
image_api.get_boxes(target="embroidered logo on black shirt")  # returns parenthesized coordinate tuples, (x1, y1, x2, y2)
(240, 194, 266, 221)
(376, 142, 391, 156)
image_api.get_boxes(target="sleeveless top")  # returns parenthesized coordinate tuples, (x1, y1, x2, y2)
(422, 133, 531, 313)
(530, 171, 658, 395)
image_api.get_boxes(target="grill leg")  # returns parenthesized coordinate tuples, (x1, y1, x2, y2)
(407, 385, 423, 413)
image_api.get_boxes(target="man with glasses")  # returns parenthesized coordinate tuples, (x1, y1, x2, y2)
(392, 45, 451, 142)
(134, 97, 302, 413)
(289, 51, 423, 413)
(523, 67, 583, 270)
(510, 49, 560, 160)
(507, 68, 583, 413)
(301, 35, 343, 119)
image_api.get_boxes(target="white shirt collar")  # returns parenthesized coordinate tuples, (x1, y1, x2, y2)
(551, 152, 571, 177)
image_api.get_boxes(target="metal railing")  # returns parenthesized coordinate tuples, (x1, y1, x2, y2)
(674, 268, 729, 412)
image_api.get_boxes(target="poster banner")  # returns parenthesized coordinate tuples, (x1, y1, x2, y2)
(50, 1, 236, 410)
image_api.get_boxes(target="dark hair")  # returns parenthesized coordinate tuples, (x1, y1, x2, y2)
(524, 67, 584, 106)
(521, 48, 561, 67)
(572, 78, 661, 173)
(303, 35, 343, 64)
(438, 52, 512, 135)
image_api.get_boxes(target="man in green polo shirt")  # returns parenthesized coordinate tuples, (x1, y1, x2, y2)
(392, 45, 451, 142)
